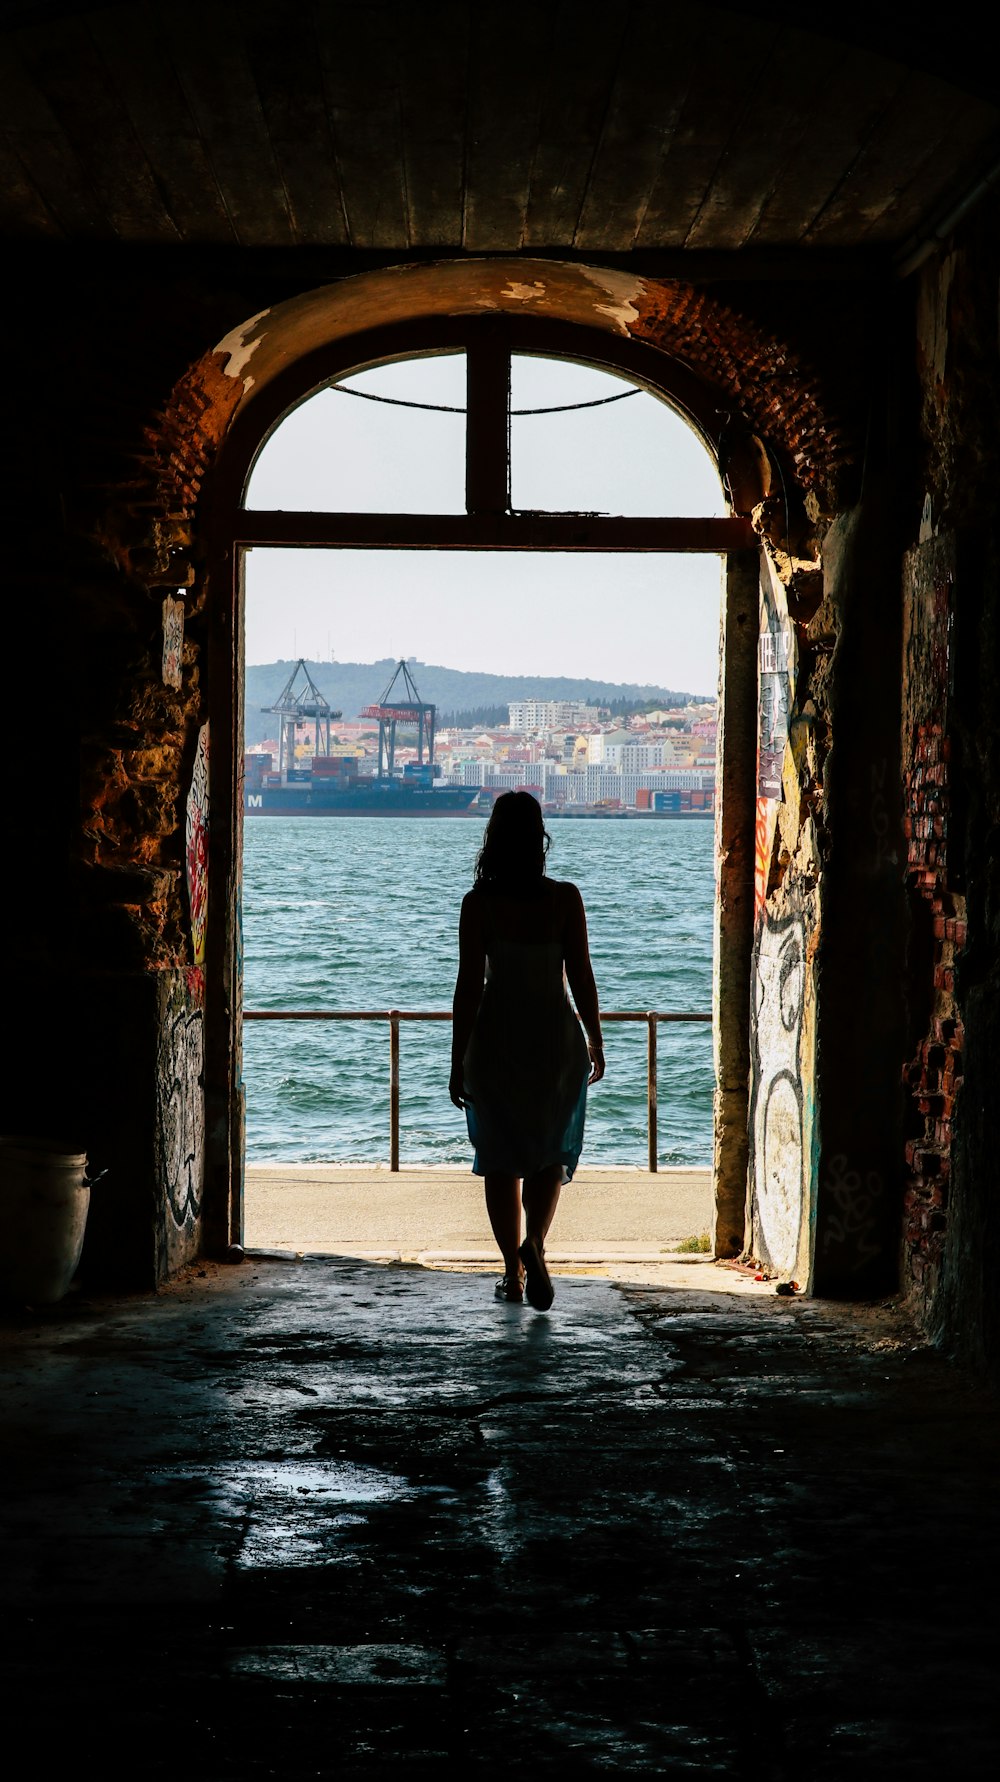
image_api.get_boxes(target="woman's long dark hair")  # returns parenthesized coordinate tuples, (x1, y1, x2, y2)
(473, 791, 551, 893)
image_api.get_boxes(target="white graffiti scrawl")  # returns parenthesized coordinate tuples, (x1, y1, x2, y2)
(751, 914, 805, 1275)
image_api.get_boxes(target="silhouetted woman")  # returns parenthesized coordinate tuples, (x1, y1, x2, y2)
(449, 791, 605, 1310)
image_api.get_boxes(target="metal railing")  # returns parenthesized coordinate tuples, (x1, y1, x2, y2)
(243, 1008, 711, 1173)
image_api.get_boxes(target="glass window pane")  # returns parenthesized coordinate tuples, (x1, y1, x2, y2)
(509, 355, 726, 518)
(244, 353, 466, 513)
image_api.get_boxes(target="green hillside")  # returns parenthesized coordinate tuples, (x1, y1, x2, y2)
(244, 658, 709, 746)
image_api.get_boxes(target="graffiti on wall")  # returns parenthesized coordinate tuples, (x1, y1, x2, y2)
(749, 568, 808, 1274)
(161, 595, 184, 690)
(185, 722, 209, 967)
(750, 913, 805, 1276)
(758, 613, 792, 796)
(158, 993, 205, 1230)
(755, 581, 795, 914)
(819, 1153, 884, 1271)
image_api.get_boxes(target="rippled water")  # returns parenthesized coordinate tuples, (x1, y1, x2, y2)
(242, 816, 714, 1168)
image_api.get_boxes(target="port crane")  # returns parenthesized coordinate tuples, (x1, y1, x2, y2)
(360, 660, 436, 778)
(262, 659, 342, 774)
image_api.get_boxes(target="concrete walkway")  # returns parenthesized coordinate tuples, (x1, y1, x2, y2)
(1, 1253, 997, 1778)
(245, 1164, 714, 1268)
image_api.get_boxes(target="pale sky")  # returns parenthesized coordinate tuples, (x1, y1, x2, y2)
(244, 354, 727, 693)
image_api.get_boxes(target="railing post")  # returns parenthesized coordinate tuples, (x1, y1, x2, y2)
(389, 1013, 400, 1172)
(647, 1013, 658, 1173)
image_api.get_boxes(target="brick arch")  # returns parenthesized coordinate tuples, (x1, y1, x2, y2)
(629, 282, 853, 502)
(123, 259, 851, 585)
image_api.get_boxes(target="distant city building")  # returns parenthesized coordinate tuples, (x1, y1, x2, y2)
(586, 729, 630, 764)
(508, 700, 601, 732)
(603, 739, 686, 771)
(443, 706, 717, 811)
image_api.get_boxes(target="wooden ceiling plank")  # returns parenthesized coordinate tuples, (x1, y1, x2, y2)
(875, 128, 1000, 247)
(239, 0, 349, 247)
(806, 72, 1000, 246)
(11, 19, 179, 240)
(574, 9, 712, 253)
(635, 15, 783, 250)
(86, 3, 236, 244)
(684, 27, 846, 252)
(464, 3, 550, 252)
(746, 49, 904, 246)
(0, 135, 62, 236)
(395, 1, 468, 247)
(0, 38, 62, 130)
(522, 2, 628, 248)
(314, 3, 409, 250)
(0, 126, 109, 236)
(152, 0, 295, 249)
(0, 40, 111, 236)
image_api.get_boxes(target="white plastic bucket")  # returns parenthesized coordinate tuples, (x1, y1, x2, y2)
(0, 1136, 91, 1305)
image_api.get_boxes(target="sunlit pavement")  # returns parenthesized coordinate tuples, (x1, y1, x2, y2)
(244, 1164, 715, 1263)
(1, 1255, 997, 1778)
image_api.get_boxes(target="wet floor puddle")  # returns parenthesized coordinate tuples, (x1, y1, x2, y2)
(144, 1458, 457, 1568)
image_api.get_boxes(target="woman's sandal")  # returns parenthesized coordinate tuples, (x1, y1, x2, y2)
(518, 1236, 554, 1312)
(495, 1273, 524, 1304)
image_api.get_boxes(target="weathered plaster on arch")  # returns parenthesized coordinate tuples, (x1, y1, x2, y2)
(577, 266, 646, 334)
(497, 280, 549, 304)
(214, 309, 271, 388)
(151, 261, 852, 516)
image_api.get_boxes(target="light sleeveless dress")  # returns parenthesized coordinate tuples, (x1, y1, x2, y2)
(463, 932, 590, 1181)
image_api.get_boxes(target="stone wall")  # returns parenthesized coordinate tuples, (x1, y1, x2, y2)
(745, 422, 908, 1297)
(0, 257, 248, 1285)
(901, 203, 1000, 1366)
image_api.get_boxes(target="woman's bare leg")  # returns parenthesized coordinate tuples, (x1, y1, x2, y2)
(518, 1165, 562, 1310)
(522, 1164, 562, 1248)
(484, 1172, 522, 1280)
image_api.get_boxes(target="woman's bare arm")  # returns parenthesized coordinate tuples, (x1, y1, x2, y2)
(562, 884, 605, 1084)
(450, 892, 486, 1107)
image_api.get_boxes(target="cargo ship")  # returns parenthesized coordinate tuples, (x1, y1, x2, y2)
(244, 658, 478, 817)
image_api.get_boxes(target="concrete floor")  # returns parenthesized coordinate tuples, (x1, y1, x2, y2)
(2, 1255, 998, 1779)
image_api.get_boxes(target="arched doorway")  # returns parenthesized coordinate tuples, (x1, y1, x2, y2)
(238, 344, 733, 1246)
(204, 280, 771, 1262)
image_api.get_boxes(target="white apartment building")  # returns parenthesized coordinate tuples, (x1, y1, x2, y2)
(586, 728, 629, 763)
(454, 762, 538, 790)
(602, 739, 687, 771)
(508, 700, 601, 733)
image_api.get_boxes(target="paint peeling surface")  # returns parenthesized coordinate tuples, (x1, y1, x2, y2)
(500, 280, 548, 304)
(214, 308, 270, 384)
(577, 267, 646, 335)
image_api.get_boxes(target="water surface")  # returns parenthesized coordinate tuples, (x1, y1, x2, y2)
(242, 816, 714, 1168)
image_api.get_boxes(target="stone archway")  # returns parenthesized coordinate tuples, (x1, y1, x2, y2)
(93, 258, 858, 1283)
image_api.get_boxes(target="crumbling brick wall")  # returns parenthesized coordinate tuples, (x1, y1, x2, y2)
(902, 201, 1000, 1362)
(900, 547, 965, 1309)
